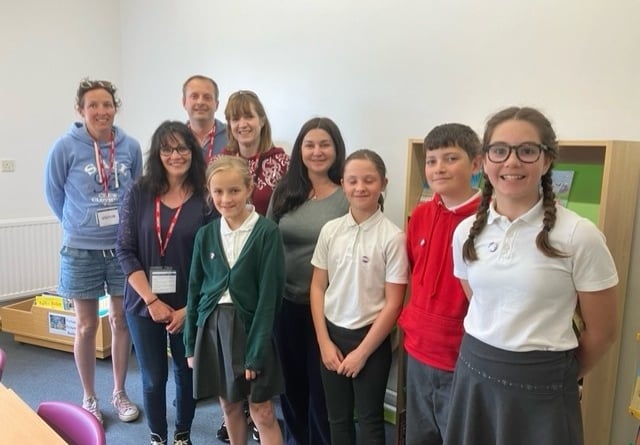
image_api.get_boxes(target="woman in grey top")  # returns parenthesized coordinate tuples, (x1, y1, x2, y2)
(267, 117, 349, 445)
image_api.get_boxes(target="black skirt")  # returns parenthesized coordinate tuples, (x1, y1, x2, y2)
(444, 333, 582, 445)
(191, 304, 284, 403)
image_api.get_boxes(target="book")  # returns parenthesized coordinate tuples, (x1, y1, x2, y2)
(471, 171, 483, 189)
(551, 169, 575, 207)
(35, 293, 73, 311)
(34, 292, 109, 316)
(419, 180, 432, 202)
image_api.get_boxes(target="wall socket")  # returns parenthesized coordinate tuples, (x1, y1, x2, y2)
(1, 159, 16, 172)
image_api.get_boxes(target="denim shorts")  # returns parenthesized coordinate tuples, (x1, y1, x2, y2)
(57, 246, 125, 299)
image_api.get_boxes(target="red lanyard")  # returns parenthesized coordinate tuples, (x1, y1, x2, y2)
(155, 197, 184, 257)
(205, 123, 216, 163)
(93, 134, 115, 195)
(188, 122, 216, 163)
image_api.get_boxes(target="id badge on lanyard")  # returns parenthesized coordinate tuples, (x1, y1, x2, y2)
(94, 135, 119, 225)
(96, 207, 119, 226)
(152, 195, 185, 294)
(149, 266, 177, 294)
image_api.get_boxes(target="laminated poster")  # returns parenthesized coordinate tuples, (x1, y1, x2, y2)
(48, 312, 76, 337)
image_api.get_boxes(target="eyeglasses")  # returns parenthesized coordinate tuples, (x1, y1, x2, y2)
(484, 142, 548, 163)
(159, 145, 191, 156)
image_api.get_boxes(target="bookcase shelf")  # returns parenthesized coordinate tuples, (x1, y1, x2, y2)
(399, 138, 640, 445)
(629, 333, 640, 422)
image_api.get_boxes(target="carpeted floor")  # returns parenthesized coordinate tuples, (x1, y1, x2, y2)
(0, 329, 258, 444)
(0, 328, 396, 444)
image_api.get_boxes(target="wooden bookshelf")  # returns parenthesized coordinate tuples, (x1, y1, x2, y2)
(559, 141, 640, 445)
(399, 139, 640, 445)
(404, 139, 427, 221)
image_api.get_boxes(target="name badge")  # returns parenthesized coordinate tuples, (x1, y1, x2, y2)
(96, 207, 119, 227)
(150, 267, 177, 294)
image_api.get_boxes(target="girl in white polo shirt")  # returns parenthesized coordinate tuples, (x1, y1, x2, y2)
(446, 107, 618, 445)
(310, 149, 409, 445)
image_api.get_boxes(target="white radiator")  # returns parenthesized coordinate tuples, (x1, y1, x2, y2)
(0, 217, 62, 302)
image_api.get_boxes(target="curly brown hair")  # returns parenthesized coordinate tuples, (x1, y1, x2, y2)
(75, 78, 121, 111)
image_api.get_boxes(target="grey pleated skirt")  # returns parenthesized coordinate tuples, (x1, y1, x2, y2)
(191, 304, 284, 403)
(444, 333, 583, 445)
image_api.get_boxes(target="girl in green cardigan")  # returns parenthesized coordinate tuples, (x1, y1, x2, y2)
(185, 156, 285, 445)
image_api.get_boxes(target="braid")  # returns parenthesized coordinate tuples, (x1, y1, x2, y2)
(463, 175, 493, 262)
(536, 167, 567, 258)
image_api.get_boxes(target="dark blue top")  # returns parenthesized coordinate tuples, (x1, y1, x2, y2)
(116, 182, 215, 317)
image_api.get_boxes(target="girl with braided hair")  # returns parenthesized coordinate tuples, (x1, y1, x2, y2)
(444, 107, 618, 445)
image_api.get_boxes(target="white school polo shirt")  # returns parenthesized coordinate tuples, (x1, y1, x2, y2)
(311, 209, 409, 329)
(452, 200, 618, 352)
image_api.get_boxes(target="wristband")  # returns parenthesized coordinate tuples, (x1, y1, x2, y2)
(146, 297, 159, 307)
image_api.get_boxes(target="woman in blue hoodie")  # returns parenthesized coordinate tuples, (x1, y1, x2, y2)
(45, 78, 142, 424)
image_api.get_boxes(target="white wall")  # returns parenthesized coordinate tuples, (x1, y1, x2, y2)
(0, 0, 122, 219)
(118, 0, 640, 227)
(3, 0, 640, 441)
(3, 0, 639, 225)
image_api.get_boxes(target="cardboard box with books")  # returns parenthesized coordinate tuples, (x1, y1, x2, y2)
(0, 295, 112, 358)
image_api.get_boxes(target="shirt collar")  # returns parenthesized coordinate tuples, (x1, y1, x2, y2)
(487, 198, 544, 226)
(220, 205, 259, 235)
(436, 190, 482, 211)
(345, 207, 384, 229)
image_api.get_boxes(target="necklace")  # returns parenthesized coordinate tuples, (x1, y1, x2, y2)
(309, 184, 337, 201)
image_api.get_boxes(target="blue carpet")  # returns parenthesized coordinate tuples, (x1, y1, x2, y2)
(0, 329, 395, 444)
(0, 329, 258, 444)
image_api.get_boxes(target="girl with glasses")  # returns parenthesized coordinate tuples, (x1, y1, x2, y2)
(445, 107, 618, 445)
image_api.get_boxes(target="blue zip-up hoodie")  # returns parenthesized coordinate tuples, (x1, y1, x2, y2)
(45, 122, 143, 250)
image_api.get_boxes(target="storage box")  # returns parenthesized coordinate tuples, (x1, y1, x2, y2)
(0, 298, 111, 359)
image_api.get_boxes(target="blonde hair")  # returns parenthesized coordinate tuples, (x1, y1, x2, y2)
(206, 156, 253, 189)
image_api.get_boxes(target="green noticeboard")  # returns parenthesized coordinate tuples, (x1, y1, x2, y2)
(554, 162, 603, 225)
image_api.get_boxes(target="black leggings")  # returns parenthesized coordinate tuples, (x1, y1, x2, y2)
(320, 320, 391, 445)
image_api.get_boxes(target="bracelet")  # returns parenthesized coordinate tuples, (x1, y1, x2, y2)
(146, 297, 159, 307)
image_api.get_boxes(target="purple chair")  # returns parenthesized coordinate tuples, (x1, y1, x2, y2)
(37, 401, 106, 445)
(0, 347, 5, 380)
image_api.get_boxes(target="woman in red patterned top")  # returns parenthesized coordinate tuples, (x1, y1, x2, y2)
(215, 90, 289, 215)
